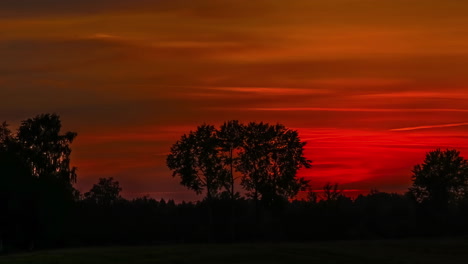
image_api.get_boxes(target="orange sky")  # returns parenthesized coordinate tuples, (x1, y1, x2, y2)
(1, 0, 468, 201)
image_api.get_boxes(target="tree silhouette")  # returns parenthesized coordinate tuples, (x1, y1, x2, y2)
(167, 124, 228, 201)
(0, 122, 36, 252)
(168, 122, 311, 204)
(237, 122, 311, 205)
(409, 149, 468, 209)
(17, 114, 78, 247)
(17, 114, 77, 188)
(322, 183, 343, 202)
(0, 114, 78, 249)
(217, 120, 244, 200)
(306, 186, 318, 203)
(84, 177, 122, 206)
(0, 122, 11, 148)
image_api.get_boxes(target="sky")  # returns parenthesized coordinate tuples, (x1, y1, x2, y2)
(1, 0, 468, 201)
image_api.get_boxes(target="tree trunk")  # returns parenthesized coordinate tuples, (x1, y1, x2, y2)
(230, 148, 234, 199)
(206, 188, 214, 242)
(229, 147, 235, 241)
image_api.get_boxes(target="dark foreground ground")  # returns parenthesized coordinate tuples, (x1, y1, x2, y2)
(1, 239, 468, 264)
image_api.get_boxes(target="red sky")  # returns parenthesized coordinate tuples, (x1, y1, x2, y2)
(1, 0, 468, 201)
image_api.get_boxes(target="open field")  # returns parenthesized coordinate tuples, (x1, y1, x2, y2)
(1, 239, 468, 264)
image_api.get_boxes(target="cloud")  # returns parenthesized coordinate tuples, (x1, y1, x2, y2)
(358, 91, 468, 99)
(243, 108, 468, 112)
(205, 87, 330, 96)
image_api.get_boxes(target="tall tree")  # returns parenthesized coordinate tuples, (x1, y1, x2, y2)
(0, 121, 36, 251)
(0, 114, 78, 249)
(217, 120, 244, 199)
(409, 149, 468, 208)
(237, 122, 311, 205)
(17, 113, 77, 187)
(167, 124, 228, 200)
(168, 122, 312, 203)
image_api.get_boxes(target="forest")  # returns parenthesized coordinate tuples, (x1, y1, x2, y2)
(1, 114, 468, 253)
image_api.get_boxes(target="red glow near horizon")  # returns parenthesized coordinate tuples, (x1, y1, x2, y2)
(69, 123, 468, 201)
(295, 126, 468, 197)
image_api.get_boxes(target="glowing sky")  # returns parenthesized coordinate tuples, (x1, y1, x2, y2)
(2, 0, 468, 201)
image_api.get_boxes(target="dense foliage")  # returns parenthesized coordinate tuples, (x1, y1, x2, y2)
(167, 121, 312, 204)
(409, 149, 468, 208)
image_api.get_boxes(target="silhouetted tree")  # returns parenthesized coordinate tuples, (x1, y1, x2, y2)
(322, 183, 343, 202)
(0, 122, 36, 251)
(84, 177, 122, 206)
(0, 122, 11, 148)
(237, 122, 311, 205)
(217, 120, 244, 200)
(18, 114, 78, 247)
(167, 121, 311, 204)
(306, 188, 318, 204)
(0, 114, 78, 249)
(167, 125, 228, 201)
(216, 121, 245, 240)
(17, 114, 77, 194)
(409, 149, 468, 209)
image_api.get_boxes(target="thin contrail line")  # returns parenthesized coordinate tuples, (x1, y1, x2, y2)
(245, 107, 468, 112)
(390, 122, 468, 131)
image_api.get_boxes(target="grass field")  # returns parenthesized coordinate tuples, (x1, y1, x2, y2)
(1, 239, 468, 264)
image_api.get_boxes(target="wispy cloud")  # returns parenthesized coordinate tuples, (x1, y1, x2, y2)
(390, 122, 468, 131)
(86, 33, 123, 40)
(206, 87, 330, 95)
(308, 78, 409, 87)
(245, 108, 468, 112)
(358, 91, 468, 99)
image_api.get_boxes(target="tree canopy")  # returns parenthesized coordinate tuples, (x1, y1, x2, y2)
(238, 122, 311, 204)
(17, 113, 77, 185)
(409, 148, 468, 208)
(167, 124, 228, 200)
(217, 120, 244, 199)
(84, 177, 122, 206)
(166, 121, 311, 203)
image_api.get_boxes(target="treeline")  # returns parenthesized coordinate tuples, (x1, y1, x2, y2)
(66, 178, 468, 245)
(64, 184, 468, 246)
(2, 114, 468, 253)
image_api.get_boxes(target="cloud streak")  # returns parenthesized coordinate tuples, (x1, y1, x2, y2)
(390, 122, 468, 131)
(244, 108, 468, 112)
